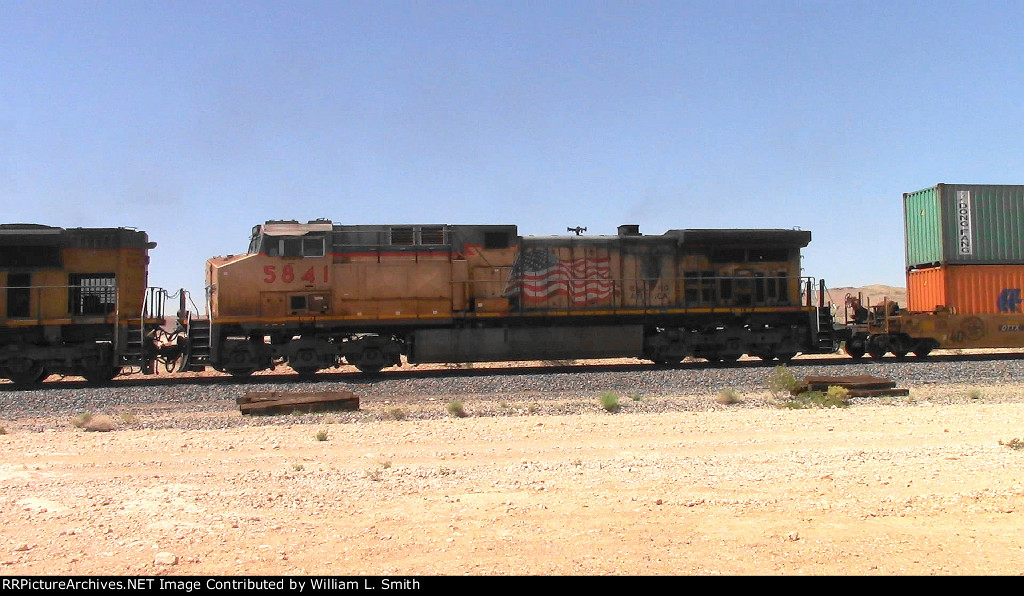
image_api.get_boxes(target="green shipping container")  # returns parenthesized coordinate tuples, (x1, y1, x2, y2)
(904, 184, 1024, 268)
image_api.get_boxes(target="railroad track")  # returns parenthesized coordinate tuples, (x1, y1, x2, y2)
(2, 350, 1022, 393)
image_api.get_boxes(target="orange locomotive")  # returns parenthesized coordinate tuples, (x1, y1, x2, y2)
(195, 221, 839, 377)
(0, 224, 166, 385)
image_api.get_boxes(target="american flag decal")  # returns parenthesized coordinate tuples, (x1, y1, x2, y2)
(504, 249, 614, 306)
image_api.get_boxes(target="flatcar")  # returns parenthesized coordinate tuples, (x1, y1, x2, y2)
(0, 224, 165, 386)
(193, 221, 840, 377)
(843, 184, 1024, 358)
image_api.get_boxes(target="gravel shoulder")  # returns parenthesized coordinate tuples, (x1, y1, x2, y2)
(2, 357, 1024, 576)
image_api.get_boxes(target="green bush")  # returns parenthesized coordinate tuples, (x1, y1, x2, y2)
(599, 392, 620, 413)
(446, 400, 468, 418)
(778, 385, 850, 409)
(715, 388, 742, 404)
(768, 365, 800, 398)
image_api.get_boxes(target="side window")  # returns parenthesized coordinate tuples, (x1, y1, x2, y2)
(282, 238, 303, 257)
(271, 236, 326, 257)
(302, 237, 325, 257)
(69, 274, 116, 315)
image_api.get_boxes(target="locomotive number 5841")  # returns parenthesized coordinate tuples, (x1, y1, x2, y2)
(263, 265, 329, 284)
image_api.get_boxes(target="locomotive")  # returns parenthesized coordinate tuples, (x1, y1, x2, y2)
(0, 220, 841, 385)
(0, 224, 166, 385)
(196, 221, 840, 377)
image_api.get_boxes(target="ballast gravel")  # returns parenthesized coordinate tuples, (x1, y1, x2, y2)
(2, 354, 1024, 429)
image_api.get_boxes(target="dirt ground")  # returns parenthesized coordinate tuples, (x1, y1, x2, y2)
(2, 373, 1024, 578)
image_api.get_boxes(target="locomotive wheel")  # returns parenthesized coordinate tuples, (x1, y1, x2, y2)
(223, 343, 258, 377)
(226, 366, 255, 378)
(3, 358, 46, 388)
(291, 365, 319, 378)
(289, 349, 321, 377)
(868, 350, 887, 360)
(82, 365, 121, 384)
(348, 346, 388, 374)
(839, 342, 864, 360)
(775, 352, 796, 363)
(912, 343, 934, 358)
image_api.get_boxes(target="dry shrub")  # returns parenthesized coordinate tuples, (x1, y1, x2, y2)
(715, 389, 743, 404)
(82, 415, 115, 432)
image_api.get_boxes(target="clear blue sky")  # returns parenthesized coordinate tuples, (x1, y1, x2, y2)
(4, 1, 1024, 300)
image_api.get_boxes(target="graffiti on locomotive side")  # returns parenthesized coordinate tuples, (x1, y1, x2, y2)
(263, 265, 330, 284)
(997, 288, 1022, 313)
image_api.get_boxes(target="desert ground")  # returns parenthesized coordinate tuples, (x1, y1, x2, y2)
(1, 356, 1023, 576)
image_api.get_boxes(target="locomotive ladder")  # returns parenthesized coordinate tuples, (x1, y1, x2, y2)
(117, 287, 167, 369)
(813, 279, 841, 352)
(183, 317, 212, 369)
(177, 289, 212, 371)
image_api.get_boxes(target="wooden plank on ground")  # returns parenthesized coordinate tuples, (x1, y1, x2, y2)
(238, 390, 359, 415)
(845, 388, 910, 397)
(802, 375, 896, 390)
(795, 375, 907, 398)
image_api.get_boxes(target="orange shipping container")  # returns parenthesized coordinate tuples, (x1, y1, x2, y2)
(907, 264, 1024, 314)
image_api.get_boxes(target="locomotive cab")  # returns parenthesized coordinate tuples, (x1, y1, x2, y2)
(248, 220, 331, 258)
